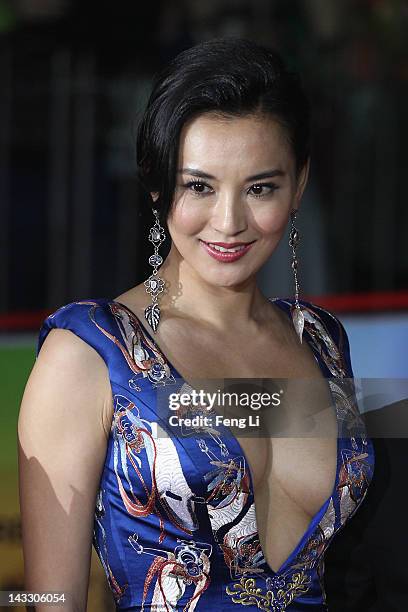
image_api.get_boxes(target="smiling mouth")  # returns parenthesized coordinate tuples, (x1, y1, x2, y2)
(200, 240, 256, 253)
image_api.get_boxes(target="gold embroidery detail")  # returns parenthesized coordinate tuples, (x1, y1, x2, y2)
(225, 571, 312, 610)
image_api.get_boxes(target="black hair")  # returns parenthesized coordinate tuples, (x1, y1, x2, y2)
(136, 37, 310, 230)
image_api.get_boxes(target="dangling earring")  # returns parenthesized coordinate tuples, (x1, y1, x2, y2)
(144, 207, 166, 333)
(289, 208, 305, 344)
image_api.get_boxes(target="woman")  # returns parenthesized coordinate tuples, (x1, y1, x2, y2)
(18, 38, 374, 611)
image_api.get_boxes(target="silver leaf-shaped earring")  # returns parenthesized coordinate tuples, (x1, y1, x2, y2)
(144, 207, 166, 333)
(289, 209, 305, 344)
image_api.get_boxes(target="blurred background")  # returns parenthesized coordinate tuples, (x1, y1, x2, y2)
(0, 0, 407, 609)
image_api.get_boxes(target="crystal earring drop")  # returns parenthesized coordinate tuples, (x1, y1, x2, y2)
(144, 208, 166, 333)
(289, 209, 305, 344)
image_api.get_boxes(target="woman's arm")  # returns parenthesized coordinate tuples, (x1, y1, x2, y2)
(17, 328, 113, 612)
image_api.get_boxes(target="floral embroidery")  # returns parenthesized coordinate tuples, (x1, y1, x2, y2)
(226, 572, 312, 611)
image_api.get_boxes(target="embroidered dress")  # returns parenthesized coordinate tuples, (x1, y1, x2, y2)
(36, 297, 375, 611)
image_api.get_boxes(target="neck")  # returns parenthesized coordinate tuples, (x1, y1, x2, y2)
(155, 244, 275, 331)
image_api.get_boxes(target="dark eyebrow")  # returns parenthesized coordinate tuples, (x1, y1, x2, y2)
(177, 167, 286, 181)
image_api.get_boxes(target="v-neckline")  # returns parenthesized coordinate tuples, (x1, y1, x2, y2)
(108, 296, 341, 576)
(110, 296, 329, 383)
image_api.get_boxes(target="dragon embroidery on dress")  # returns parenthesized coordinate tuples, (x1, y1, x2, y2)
(337, 446, 372, 523)
(327, 378, 367, 438)
(220, 505, 266, 578)
(177, 392, 265, 581)
(109, 302, 177, 388)
(201, 447, 259, 577)
(63, 300, 177, 391)
(201, 444, 269, 581)
(128, 536, 212, 611)
(94, 391, 210, 607)
(273, 299, 348, 378)
(80, 298, 373, 608)
(111, 394, 203, 540)
(42, 298, 375, 608)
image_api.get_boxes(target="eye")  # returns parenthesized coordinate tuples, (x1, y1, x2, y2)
(248, 183, 279, 198)
(184, 180, 213, 197)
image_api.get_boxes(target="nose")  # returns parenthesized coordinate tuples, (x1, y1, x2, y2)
(210, 189, 248, 236)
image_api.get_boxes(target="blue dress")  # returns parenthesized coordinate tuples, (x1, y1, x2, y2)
(37, 297, 375, 611)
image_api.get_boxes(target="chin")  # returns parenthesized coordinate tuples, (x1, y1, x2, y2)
(195, 264, 257, 288)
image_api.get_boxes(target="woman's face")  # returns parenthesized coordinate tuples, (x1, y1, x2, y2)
(162, 112, 308, 288)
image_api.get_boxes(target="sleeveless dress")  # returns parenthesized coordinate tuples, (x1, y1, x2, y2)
(36, 297, 375, 611)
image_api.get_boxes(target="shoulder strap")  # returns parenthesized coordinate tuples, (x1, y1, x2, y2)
(36, 298, 173, 391)
(300, 298, 353, 378)
(273, 297, 353, 378)
(36, 298, 134, 381)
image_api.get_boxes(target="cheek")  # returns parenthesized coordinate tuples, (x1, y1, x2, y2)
(253, 206, 289, 237)
(168, 200, 207, 236)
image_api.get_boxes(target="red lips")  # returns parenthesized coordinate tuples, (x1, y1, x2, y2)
(199, 239, 256, 262)
(201, 240, 255, 247)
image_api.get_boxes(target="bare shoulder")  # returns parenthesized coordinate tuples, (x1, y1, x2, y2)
(22, 327, 113, 443)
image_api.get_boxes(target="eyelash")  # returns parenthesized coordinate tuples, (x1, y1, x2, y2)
(183, 180, 279, 199)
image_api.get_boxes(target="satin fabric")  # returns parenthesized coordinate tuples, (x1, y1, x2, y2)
(37, 297, 375, 611)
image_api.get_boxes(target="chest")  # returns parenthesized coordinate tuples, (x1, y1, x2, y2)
(152, 315, 325, 380)
(158, 325, 340, 574)
(152, 322, 338, 513)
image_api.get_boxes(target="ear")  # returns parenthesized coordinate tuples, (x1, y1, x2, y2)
(150, 192, 160, 203)
(293, 158, 310, 210)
